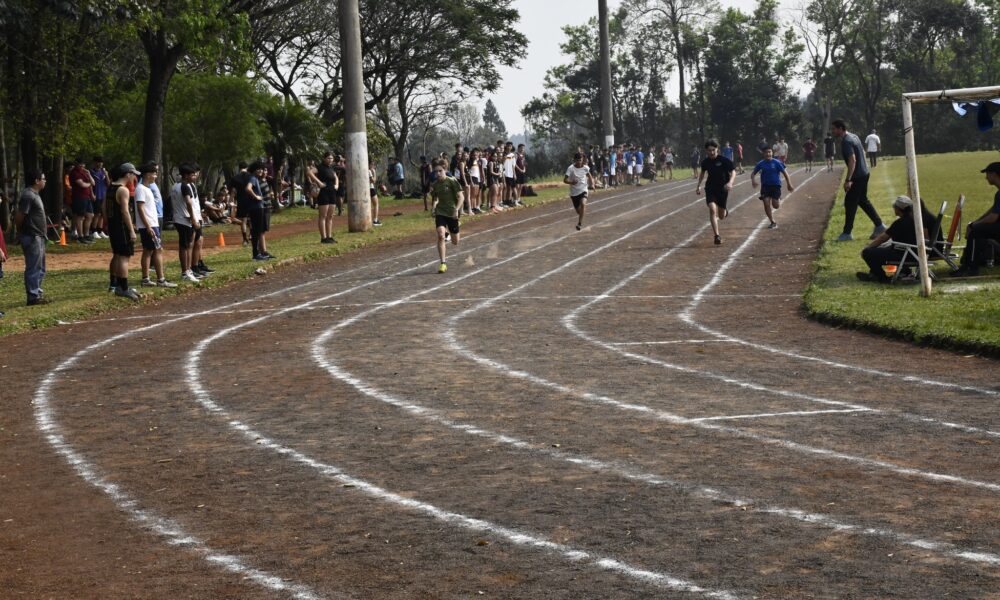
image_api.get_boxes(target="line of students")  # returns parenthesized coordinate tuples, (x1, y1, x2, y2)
(419, 141, 527, 216)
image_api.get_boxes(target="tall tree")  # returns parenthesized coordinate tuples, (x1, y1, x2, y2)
(482, 99, 508, 139)
(626, 0, 714, 136)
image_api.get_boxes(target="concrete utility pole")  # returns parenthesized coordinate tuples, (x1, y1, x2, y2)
(599, 0, 615, 149)
(338, 0, 371, 232)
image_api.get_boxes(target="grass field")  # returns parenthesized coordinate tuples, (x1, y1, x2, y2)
(0, 185, 572, 337)
(804, 150, 1000, 352)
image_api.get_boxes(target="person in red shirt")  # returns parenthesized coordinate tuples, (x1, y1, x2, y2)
(802, 138, 818, 172)
(69, 157, 95, 243)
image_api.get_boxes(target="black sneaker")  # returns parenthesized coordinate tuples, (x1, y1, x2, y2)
(27, 296, 52, 306)
(950, 266, 979, 278)
(253, 254, 268, 261)
(197, 263, 215, 273)
(714, 235, 722, 245)
(262, 253, 276, 260)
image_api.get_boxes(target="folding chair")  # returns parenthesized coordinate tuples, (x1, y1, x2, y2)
(888, 198, 954, 282)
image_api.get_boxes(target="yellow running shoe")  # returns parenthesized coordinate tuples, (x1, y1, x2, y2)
(438, 262, 448, 273)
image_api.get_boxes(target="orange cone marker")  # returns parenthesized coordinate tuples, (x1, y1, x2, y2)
(217, 231, 226, 247)
(59, 230, 68, 246)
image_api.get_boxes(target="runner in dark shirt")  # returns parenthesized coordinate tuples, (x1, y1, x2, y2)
(695, 140, 736, 245)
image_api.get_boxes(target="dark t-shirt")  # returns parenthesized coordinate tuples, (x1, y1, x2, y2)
(886, 206, 940, 247)
(70, 166, 92, 200)
(18, 187, 46, 237)
(701, 156, 736, 190)
(317, 163, 338, 187)
(841, 132, 870, 180)
(991, 190, 1000, 215)
(824, 137, 835, 155)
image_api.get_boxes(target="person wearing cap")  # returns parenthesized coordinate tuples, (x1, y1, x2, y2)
(107, 163, 141, 301)
(857, 195, 939, 283)
(951, 162, 1000, 277)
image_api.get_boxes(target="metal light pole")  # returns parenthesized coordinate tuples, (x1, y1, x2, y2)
(338, 0, 372, 232)
(599, 0, 615, 149)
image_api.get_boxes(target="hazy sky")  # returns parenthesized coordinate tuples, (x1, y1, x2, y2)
(488, 0, 803, 135)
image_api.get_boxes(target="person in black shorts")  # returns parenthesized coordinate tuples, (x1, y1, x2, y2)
(430, 159, 464, 273)
(308, 151, 339, 243)
(695, 139, 736, 245)
(564, 152, 597, 230)
(107, 163, 141, 300)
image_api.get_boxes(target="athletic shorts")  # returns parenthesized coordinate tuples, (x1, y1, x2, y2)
(760, 185, 782, 200)
(108, 220, 135, 257)
(627, 165, 634, 175)
(505, 176, 516, 187)
(470, 176, 480, 186)
(571, 192, 587, 210)
(610, 166, 616, 175)
(704, 188, 729, 210)
(435, 215, 460, 235)
(92, 197, 104, 213)
(139, 227, 162, 251)
(804, 153, 814, 161)
(635, 163, 644, 173)
(515, 173, 525, 185)
(71, 197, 94, 216)
(175, 224, 202, 249)
(316, 187, 338, 206)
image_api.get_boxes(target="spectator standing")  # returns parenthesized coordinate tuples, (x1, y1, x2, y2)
(89, 156, 109, 238)
(135, 163, 176, 288)
(515, 144, 527, 203)
(107, 163, 141, 301)
(309, 152, 339, 244)
(418, 155, 432, 211)
(865, 129, 881, 167)
(69, 157, 95, 244)
(735, 141, 745, 174)
(390, 157, 405, 199)
(368, 159, 382, 226)
(832, 119, 885, 241)
(15, 170, 49, 305)
(690, 146, 701, 179)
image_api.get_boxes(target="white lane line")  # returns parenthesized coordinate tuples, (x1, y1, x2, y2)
(295, 169, 1000, 567)
(445, 171, 1000, 493)
(34, 334, 323, 600)
(608, 340, 733, 346)
(688, 409, 874, 423)
(29, 182, 683, 599)
(188, 182, 741, 595)
(676, 207, 1000, 438)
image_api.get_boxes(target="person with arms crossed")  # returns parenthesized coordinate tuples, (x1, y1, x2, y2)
(696, 140, 737, 245)
(135, 163, 176, 288)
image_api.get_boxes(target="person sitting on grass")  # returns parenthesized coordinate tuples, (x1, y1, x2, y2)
(856, 195, 938, 283)
(951, 162, 1000, 278)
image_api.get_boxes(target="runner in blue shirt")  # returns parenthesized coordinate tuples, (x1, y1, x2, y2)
(751, 147, 795, 229)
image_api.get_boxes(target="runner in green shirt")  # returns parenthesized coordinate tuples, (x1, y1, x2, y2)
(431, 160, 465, 273)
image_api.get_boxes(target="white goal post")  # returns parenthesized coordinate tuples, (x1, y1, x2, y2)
(902, 85, 1000, 296)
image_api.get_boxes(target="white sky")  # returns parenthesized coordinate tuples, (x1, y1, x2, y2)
(488, 0, 804, 135)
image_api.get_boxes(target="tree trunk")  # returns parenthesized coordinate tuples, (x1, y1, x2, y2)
(140, 31, 184, 164)
(673, 27, 686, 136)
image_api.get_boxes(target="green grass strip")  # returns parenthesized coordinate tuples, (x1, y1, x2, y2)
(804, 151, 1000, 354)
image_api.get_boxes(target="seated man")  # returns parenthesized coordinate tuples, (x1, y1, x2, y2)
(857, 195, 938, 283)
(951, 162, 1000, 277)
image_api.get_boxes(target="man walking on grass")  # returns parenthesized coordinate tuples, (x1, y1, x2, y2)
(832, 119, 886, 241)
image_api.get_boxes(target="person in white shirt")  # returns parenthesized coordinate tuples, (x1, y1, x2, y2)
(563, 152, 597, 231)
(502, 142, 516, 206)
(135, 163, 176, 288)
(865, 129, 881, 167)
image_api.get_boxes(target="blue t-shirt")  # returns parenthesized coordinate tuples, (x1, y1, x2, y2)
(635, 151, 645, 165)
(721, 147, 734, 161)
(991, 190, 1000, 215)
(149, 182, 164, 218)
(609, 152, 617, 167)
(623, 151, 632, 165)
(753, 159, 786, 187)
(89, 168, 108, 200)
(393, 162, 404, 181)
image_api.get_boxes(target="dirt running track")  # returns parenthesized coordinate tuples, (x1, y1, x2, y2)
(3, 169, 1000, 599)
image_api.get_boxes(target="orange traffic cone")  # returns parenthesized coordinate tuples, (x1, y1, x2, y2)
(59, 229, 68, 246)
(217, 231, 226, 247)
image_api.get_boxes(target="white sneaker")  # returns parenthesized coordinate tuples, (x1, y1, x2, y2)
(156, 279, 178, 288)
(182, 271, 199, 283)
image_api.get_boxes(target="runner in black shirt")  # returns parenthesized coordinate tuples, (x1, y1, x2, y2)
(695, 140, 736, 245)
